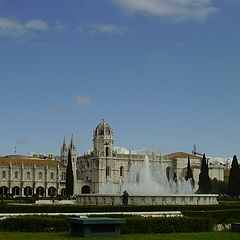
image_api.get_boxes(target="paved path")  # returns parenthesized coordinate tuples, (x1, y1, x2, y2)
(0, 211, 183, 219)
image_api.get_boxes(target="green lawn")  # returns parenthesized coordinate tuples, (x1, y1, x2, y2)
(0, 232, 239, 240)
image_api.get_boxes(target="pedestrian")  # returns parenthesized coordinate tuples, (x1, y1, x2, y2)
(122, 190, 129, 206)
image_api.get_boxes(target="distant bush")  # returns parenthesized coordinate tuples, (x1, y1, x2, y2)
(183, 209, 240, 223)
(0, 215, 214, 233)
(0, 216, 68, 232)
(121, 216, 214, 234)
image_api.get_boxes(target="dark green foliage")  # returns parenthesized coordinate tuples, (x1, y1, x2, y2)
(65, 148, 74, 197)
(183, 209, 240, 224)
(185, 156, 195, 187)
(121, 217, 214, 234)
(0, 201, 237, 214)
(198, 154, 211, 193)
(0, 216, 68, 232)
(210, 178, 227, 194)
(227, 155, 240, 197)
(0, 215, 213, 233)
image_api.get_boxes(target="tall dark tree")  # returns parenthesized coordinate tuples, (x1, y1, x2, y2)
(185, 156, 195, 187)
(65, 148, 74, 198)
(198, 154, 211, 193)
(227, 155, 240, 197)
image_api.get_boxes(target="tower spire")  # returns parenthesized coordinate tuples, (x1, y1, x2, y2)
(70, 133, 75, 149)
(63, 136, 66, 146)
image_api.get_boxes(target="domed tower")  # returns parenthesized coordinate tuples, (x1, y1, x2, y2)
(93, 119, 114, 158)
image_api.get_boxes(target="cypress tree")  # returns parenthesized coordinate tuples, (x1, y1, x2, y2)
(65, 148, 74, 198)
(198, 154, 211, 193)
(185, 156, 195, 187)
(227, 155, 240, 197)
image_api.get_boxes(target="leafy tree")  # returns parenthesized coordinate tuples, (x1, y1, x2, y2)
(185, 156, 195, 187)
(198, 154, 211, 193)
(65, 148, 74, 198)
(227, 155, 240, 197)
(211, 178, 227, 194)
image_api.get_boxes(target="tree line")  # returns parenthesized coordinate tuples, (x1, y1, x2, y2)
(196, 154, 240, 197)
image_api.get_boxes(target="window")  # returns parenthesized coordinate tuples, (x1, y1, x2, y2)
(27, 171, 31, 179)
(2, 171, 6, 179)
(106, 166, 110, 177)
(61, 172, 66, 181)
(106, 147, 109, 157)
(38, 172, 42, 179)
(120, 166, 124, 177)
(15, 171, 18, 179)
(50, 172, 54, 180)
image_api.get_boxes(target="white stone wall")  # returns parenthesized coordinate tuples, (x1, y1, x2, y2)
(0, 161, 66, 197)
(75, 194, 219, 206)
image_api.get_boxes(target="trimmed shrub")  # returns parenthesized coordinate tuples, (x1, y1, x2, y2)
(0, 215, 214, 233)
(183, 209, 240, 223)
(121, 216, 214, 234)
(0, 216, 68, 232)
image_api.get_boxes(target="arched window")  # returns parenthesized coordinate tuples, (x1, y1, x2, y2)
(24, 186, 32, 196)
(50, 172, 54, 180)
(48, 187, 56, 197)
(120, 166, 124, 177)
(106, 166, 110, 177)
(2, 171, 6, 179)
(36, 186, 44, 197)
(61, 172, 66, 181)
(15, 171, 18, 179)
(39, 172, 43, 179)
(61, 188, 65, 196)
(81, 185, 90, 194)
(27, 171, 31, 179)
(0, 186, 8, 195)
(12, 186, 20, 196)
(106, 147, 109, 157)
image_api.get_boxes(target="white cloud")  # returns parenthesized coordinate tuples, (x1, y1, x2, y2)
(0, 18, 27, 37)
(75, 95, 92, 108)
(0, 17, 62, 38)
(114, 146, 151, 155)
(78, 23, 127, 35)
(209, 156, 231, 164)
(110, 0, 219, 22)
(25, 19, 49, 31)
(114, 146, 131, 154)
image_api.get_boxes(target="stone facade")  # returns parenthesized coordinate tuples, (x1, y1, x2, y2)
(0, 156, 66, 197)
(61, 120, 226, 195)
(0, 119, 226, 197)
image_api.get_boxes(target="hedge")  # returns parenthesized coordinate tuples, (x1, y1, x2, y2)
(0, 216, 68, 232)
(121, 217, 214, 234)
(0, 203, 239, 214)
(183, 209, 240, 223)
(0, 215, 214, 233)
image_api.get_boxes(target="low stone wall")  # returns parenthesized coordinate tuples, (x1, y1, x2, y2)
(35, 200, 75, 205)
(75, 194, 218, 206)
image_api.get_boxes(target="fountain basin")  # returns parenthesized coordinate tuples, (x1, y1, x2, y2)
(75, 194, 218, 206)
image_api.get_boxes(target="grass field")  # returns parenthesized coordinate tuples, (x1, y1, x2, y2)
(0, 232, 239, 240)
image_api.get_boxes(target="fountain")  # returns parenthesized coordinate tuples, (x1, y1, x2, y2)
(75, 155, 218, 206)
(100, 155, 195, 195)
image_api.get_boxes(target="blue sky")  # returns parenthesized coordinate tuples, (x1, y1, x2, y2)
(0, 0, 240, 158)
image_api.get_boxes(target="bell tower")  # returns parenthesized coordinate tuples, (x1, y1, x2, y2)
(93, 119, 114, 157)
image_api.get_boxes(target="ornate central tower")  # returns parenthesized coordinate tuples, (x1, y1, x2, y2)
(93, 119, 114, 158)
